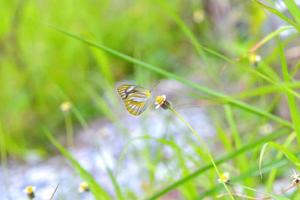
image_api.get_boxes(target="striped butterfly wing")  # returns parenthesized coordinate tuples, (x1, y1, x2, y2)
(117, 84, 151, 116)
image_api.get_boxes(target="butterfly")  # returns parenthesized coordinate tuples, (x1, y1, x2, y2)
(117, 84, 152, 116)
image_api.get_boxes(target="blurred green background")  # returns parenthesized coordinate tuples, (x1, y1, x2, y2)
(0, 0, 265, 157)
(2, 0, 300, 199)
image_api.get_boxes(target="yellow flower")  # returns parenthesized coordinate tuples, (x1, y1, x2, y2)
(24, 185, 36, 199)
(193, 9, 205, 23)
(60, 101, 72, 113)
(218, 172, 230, 184)
(249, 53, 261, 66)
(155, 95, 171, 110)
(78, 182, 89, 193)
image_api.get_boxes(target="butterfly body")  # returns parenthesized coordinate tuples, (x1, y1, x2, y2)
(117, 84, 152, 116)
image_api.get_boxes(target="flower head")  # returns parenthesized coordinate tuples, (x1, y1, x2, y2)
(291, 170, 300, 185)
(259, 123, 273, 134)
(155, 95, 171, 110)
(218, 172, 230, 184)
(60, 101, 72, 113)
(78, 182, 89, 193)
(249, 53, 261, 66)
(193, 9, 204, 23)
(24, 185, 36, 199)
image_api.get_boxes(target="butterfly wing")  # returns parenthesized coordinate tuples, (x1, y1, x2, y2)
(117, 84, 151, 116)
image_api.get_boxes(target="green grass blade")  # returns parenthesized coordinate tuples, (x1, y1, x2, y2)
(224, 105, 242, 147)
(48, 26, 293, 129)
(259, 143, 269, 179)
(254, 0, 300, 32)
(236, 82, 300, 99)
(102, 161, 124, 200)
(146, 128, 289, 199)
(249, 68, 300, 100)
(278, 39, 300, 144)
(159, 1, 233, 63)
(283, 0, 300, 24)
(44, 129, 111, 200)
(259, 142, 300, 168)
(266, 132, 296, 191)
(250, 25, 294, 53)
(200, 155, 294, 199)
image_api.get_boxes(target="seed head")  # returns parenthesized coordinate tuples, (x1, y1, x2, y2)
(291, 170, 300, 185)
(78, 182, 89, 193)
(24, 185, 36, 199)
(60, 101, 72, 113)
(155, 95, 171, 110)
(218, 172, 230, 184)
(249, 53, 261, 66)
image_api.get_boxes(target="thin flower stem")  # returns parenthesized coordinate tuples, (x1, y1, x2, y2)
(65, 113, 74, 147)
(49, 184, 59, 200)
(168, 106, 235, 200)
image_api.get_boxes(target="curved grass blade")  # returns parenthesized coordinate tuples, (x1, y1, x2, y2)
(283, 0, 300, 24)
(278, 38, 300, 144)
(158, 1, 233, 63)
(44, 129, 111, 200)
(259, 142, 300, 169)
(266, 131, 296, 191)
(236, 82, 300, 99)
(47, 25, 293, 129)
(146, 128, 289, 199)
(249, 25, 294, 53)
(199, 154, 297, 199)
(100, 156, 124, 200)
(254, 0, 300, 32)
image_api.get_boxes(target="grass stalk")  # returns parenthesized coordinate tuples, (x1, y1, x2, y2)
(65, 113, 74, 148)
(45, 129, 111, 200)
(169, 106, 235, 200)
(48, 25, 294, 130)
(147, 128, 288, 199)
(278, 38, 300, 145)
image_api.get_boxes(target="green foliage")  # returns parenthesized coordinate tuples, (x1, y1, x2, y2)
(45, 129, 111, 200)
(2, 0, 300, 199)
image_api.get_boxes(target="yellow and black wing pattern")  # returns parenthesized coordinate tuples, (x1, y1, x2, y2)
(117, 84, 152, 116)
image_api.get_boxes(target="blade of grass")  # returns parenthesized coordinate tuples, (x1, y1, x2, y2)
(259, 141, 300, 170)
(168, 106, 235, 200)
(224, 105, 249, 173)
(158, 1, 233, 63)
(254, 0, 300, 32)
(246, 67, 300, 100)
(48, 25, 293, 129)
(236, 81, 300, 99)
(101, 156, 124, 200)
(146, 128, 289, 199)
(224, 104, 253, 193)
(278, 38, 300, 144)
(44, 129, 111, 200)
(200, 153, 298, 199)
(90, 46, 115, 86)
(283, 0, 300, 24)
(249, 25, 294, 53)
(216, 126, 233, 152)
(266, 132, 296, 191)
